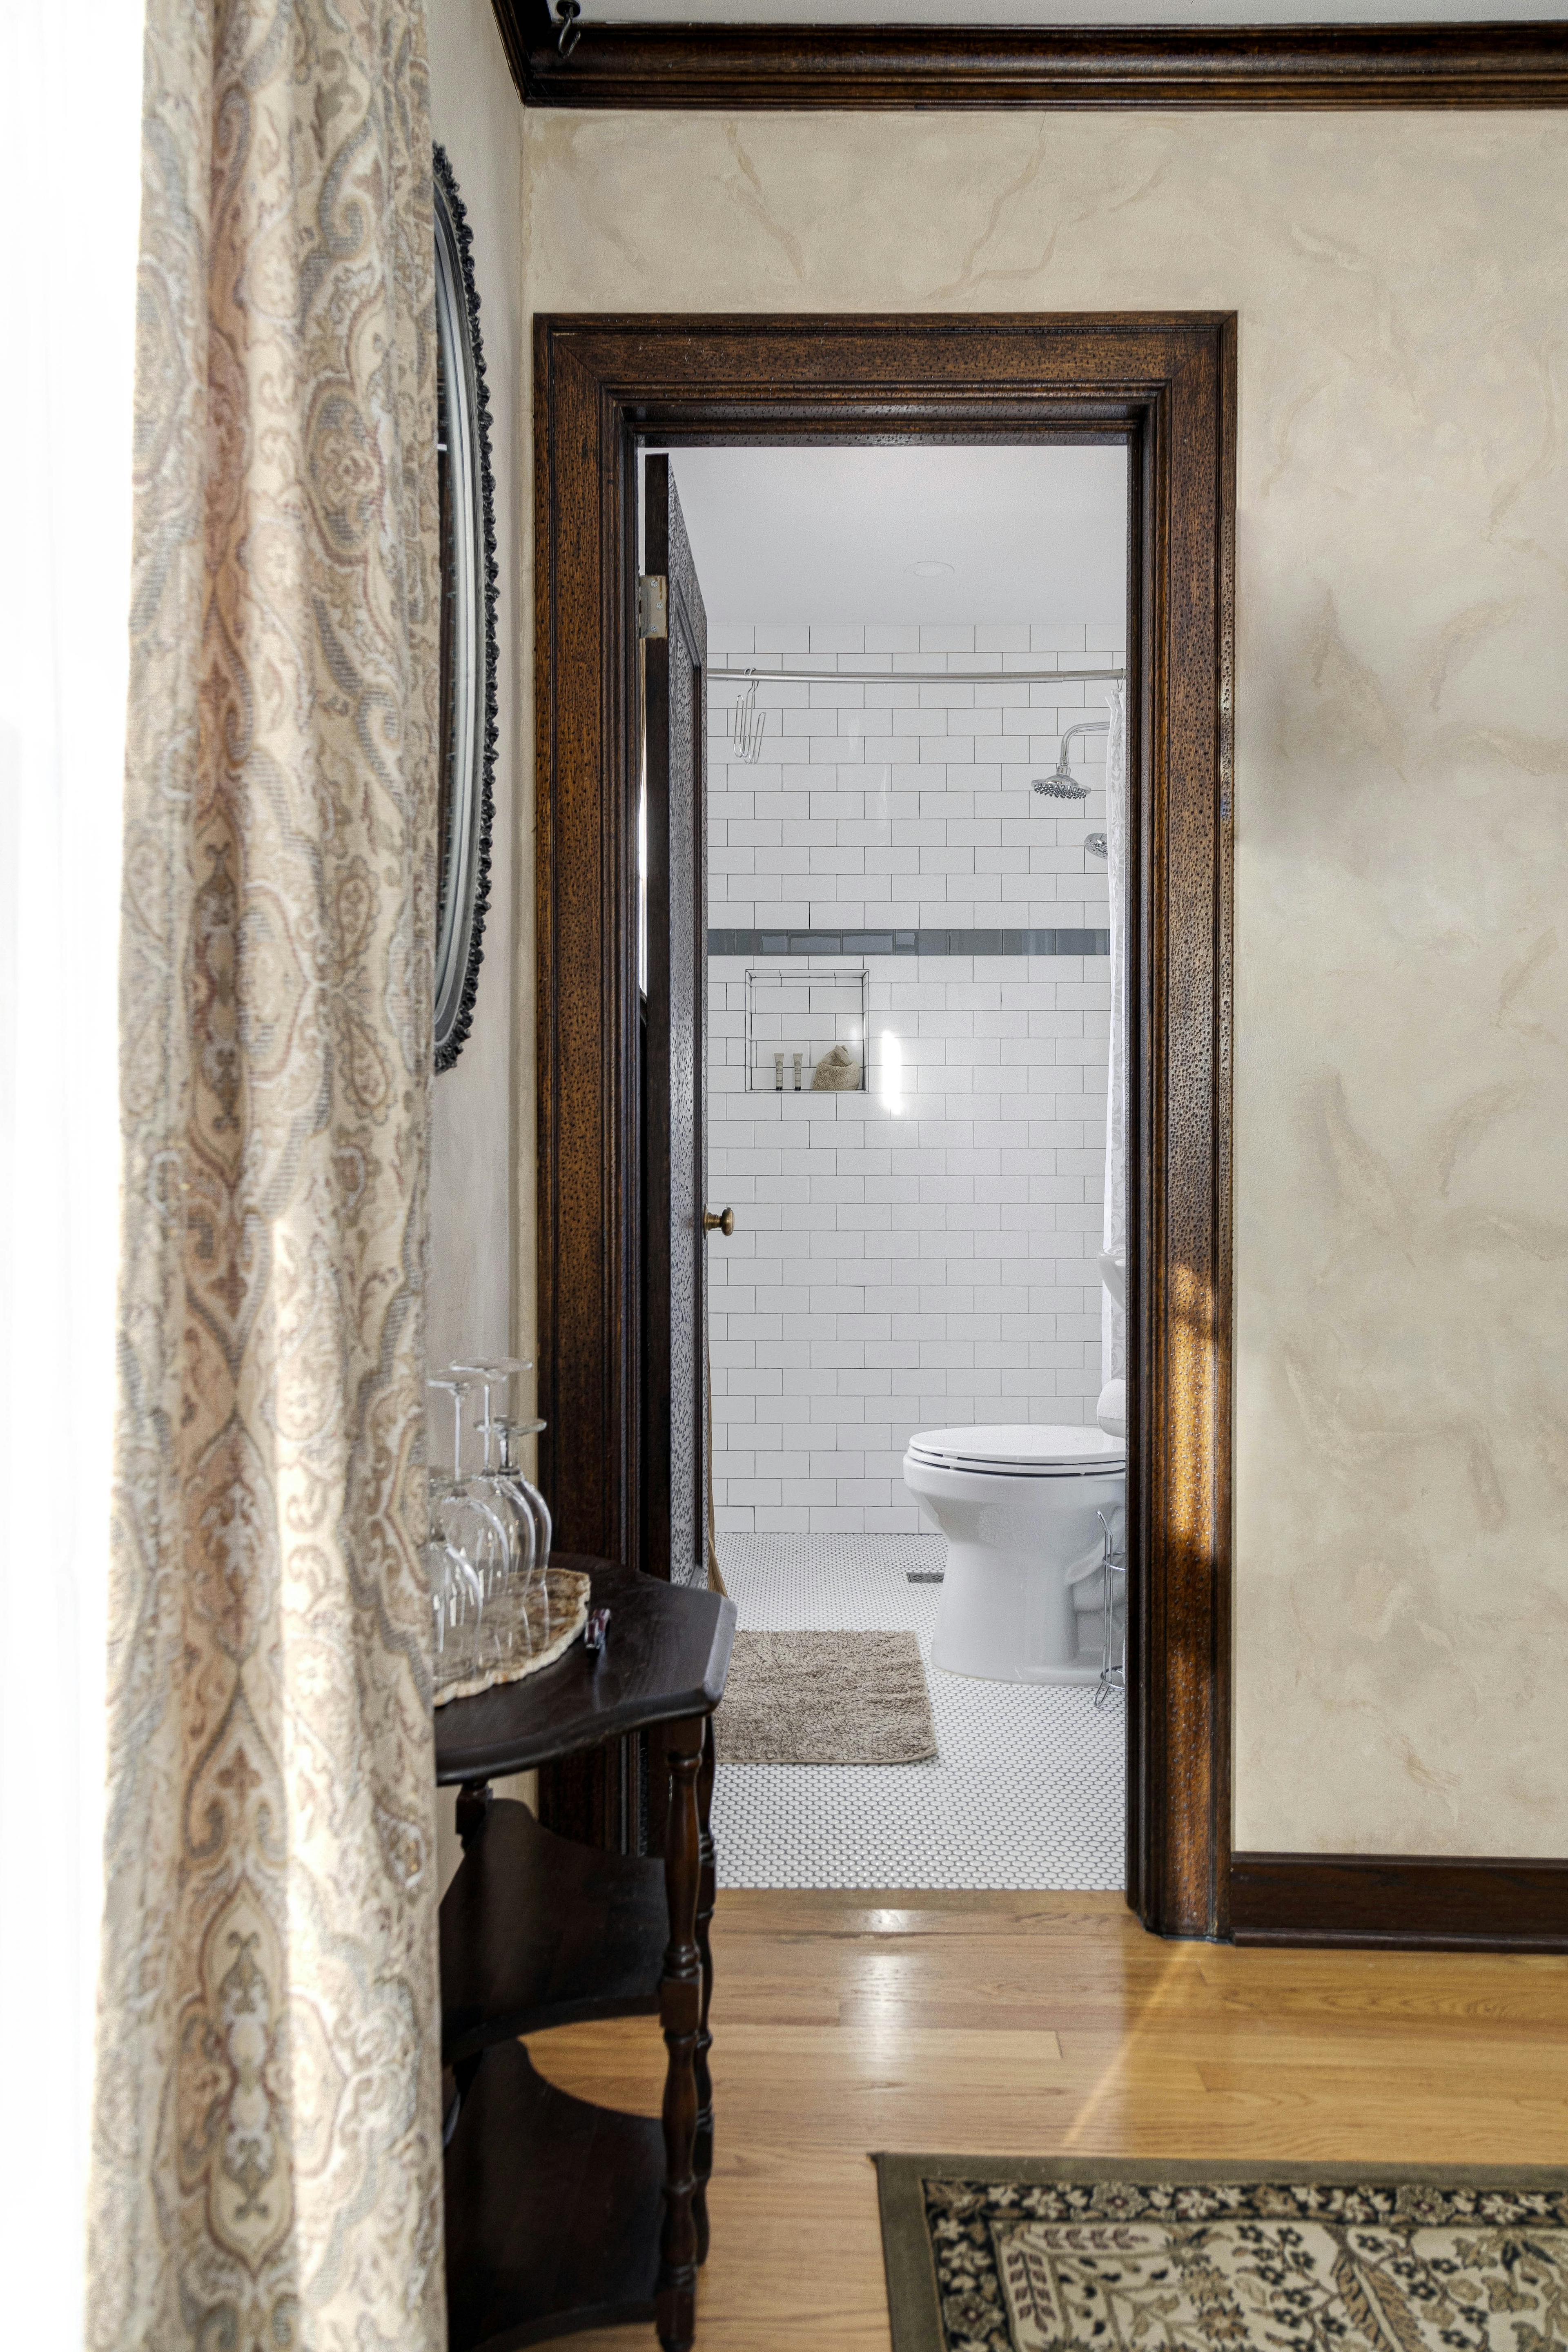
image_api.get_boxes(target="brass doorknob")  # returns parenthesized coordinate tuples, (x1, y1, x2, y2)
(703, 1206, 735, 1237)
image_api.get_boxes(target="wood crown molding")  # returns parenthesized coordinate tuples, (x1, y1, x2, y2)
(1232, 1853, 1568, 1951)
(492, 11, 1568, 109)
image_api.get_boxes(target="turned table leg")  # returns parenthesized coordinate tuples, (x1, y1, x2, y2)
(693, 1712, 716, 2266)
(656, 1713, 704, 2352)
(455, 1778, 492, 1848)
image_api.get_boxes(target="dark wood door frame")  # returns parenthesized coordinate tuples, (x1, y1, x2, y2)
(534, 312, 1236, 1939)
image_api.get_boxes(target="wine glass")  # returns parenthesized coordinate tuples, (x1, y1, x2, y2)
(450, 1356, 534, 1408)
(450, 1360, 527, 1469)
(451, 1363, 534, 1565)
(488, 1414, 553, 1637)
(450, 1361, 538, 1644)
(428, 1371, 473, 1483)
(428, 1534, 484, 1696)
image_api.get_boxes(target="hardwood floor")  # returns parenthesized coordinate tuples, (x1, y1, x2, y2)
(525, 1887, 1568, 2350)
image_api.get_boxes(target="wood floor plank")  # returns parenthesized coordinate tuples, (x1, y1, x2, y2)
(506, 1887, 1568, 2351)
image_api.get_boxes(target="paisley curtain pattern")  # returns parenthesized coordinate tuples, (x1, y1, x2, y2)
(89, 4, 442, 2346)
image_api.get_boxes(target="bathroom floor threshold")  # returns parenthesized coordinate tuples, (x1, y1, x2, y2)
(712, 1533, 1126, 1892)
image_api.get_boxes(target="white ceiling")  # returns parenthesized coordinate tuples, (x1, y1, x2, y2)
(663, 445, 1127, 627)
(581, 3, 1564, 24)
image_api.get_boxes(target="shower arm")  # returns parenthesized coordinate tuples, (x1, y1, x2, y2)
(1032, 716, 1110, 802)
(1033, 717, 1114, 862)
(1057, 718, 1109, 764)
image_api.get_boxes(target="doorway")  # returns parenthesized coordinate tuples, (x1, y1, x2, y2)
(655, 441, 1130, 1890)
(532, 313, 1235, 1939)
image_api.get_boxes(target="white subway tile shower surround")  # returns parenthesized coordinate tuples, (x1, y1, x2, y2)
(707, 623, 1125, 1537)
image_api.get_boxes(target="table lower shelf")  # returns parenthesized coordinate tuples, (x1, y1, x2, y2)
(441, 1798, 667, 2059)
(445, 2038, 665, 2352)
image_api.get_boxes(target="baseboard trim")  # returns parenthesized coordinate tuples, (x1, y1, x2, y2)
(1231, 1852, 1568, 1952)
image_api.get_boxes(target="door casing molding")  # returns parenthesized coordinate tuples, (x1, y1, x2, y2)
(533, 312, 1236, 1936)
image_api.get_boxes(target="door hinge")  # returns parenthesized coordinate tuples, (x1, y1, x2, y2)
(638, 574, 668, 641)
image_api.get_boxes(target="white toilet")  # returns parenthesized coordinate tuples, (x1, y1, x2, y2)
(902, 1424, 1126, 1684)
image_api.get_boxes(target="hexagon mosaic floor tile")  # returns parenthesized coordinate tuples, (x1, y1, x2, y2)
(711, 1534, 1125, 1891)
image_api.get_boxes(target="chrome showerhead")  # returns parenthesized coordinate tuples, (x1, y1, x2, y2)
(1033, 717, 1111, 804)
(1032, 768, 1089, 801)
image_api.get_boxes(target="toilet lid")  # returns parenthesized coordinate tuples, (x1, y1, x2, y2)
(907, 1423, 1126, 1476)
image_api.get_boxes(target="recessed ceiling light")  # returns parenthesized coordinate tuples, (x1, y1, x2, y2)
(909, 559, 955, 579)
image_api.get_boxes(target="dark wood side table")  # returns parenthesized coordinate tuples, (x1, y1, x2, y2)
(435, 1557, 735, 2352)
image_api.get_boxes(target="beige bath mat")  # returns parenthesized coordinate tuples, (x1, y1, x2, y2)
(717, 1629, 936, 1764)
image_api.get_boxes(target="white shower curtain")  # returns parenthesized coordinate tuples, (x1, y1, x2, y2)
(1101, 684, 1129, 1395)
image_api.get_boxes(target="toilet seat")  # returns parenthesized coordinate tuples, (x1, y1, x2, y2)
(907, 1423, 1127, 1479)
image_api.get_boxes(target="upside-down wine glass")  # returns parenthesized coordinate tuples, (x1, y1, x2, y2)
(487, 1414, 552, 1639)
(451, 1359, 540, 1642)
(428, 1534, 485, 1696)
(450, 1360, 535, 1591)
(454, 1359, 551, 1579)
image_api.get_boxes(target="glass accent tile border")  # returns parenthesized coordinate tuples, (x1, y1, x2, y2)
(708, 926, 1111, 959)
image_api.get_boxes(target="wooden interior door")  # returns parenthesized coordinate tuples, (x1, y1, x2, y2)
(640, 454, 708, 1590)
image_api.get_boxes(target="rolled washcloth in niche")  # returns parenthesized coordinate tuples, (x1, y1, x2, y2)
(811, 1042, 862, 1091)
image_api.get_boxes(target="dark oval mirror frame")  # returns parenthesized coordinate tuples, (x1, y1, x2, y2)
(432, 144, 497, 1074)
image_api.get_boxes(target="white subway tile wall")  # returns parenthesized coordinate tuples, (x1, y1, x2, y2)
(706, 623, 1124, 1536)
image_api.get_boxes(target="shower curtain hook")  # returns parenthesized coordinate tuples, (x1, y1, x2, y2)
(555, 2, 582, 58)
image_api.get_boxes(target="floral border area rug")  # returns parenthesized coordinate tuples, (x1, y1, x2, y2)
(873, 2156, 1568, 2351)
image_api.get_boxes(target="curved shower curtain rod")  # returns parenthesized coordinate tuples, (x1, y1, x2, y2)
(708, 664, 1125, 686)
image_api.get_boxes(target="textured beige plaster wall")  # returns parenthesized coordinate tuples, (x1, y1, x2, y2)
(428, 0, 525, 1381)
(428, 0, 533, 1897)
(523, 110, 1568, 1856)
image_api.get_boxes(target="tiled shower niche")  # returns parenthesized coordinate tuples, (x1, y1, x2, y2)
(745, 966, 869, 1094)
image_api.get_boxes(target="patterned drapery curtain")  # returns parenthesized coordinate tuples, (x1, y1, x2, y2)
(88, 4, 443, 2346)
